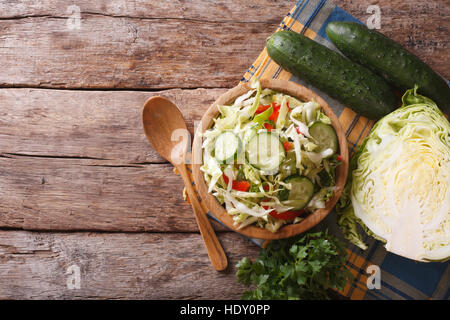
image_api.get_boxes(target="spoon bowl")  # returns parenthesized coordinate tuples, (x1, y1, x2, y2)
(142, 96, 188, 165)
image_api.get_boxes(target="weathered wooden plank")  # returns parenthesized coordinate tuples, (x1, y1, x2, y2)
(0, 87, 236, 232)
(0, 230, 258, 299)
(0, 88, 224, 163)
(0, 0, 447, 89)
(0, 156, 229, 232)
(0, 0, 293, 23)
(0, 15, 277, 89)
(0, 88, 233, 232)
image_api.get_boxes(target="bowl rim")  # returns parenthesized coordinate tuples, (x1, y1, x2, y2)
(192, 79, 349, 240)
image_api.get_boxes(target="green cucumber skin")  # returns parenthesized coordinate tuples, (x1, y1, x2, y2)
(326, 22, 450, 114)
(266, 30, 397, 119)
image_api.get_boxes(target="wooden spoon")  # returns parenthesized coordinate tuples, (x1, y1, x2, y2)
(142, 96, 228, 271)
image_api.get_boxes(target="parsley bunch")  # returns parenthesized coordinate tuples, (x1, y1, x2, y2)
(236, 230, 352, 300)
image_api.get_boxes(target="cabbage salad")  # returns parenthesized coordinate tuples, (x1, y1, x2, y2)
(201, 80, 341, 232)
(338, 87, 450, 261)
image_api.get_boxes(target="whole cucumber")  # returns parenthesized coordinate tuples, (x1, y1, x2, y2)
(266, 31, 397, 119)
(326, 22, 450, 114)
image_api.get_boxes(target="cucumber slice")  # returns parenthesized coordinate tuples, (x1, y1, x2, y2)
(280, 175, 315, 210)
(214, 132, 242, 163)
(309, 122, 338, 155)
(247, 132, 285, 173)
(279, 150, 297, 180)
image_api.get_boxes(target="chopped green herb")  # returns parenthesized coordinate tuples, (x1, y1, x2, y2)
(236, 230, 352, 300)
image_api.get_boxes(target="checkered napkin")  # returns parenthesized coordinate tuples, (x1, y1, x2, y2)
(183, 0, 449, 300)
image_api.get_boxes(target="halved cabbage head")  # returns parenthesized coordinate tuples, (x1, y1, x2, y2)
(340, 87, 449, 262)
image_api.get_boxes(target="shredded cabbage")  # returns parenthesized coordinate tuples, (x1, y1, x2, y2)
(201, 80, 339, 232)
(276, 96, 289, 129)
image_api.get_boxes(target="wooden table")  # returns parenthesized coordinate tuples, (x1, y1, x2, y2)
(0, 0, 447, 299)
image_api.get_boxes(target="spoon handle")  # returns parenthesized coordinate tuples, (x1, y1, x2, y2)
(177, 165, 228, 271)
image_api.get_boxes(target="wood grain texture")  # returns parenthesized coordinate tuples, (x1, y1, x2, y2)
(0, 0, 447, 90)
(0, 87, 229, 233)
(0, 0, 293, 22)
(0, 88, 228, 231)
(0, 8, 281, 89)
(0, 156, 231, 232)
(0, 88, 223, 163)
(0, 231, 258, 299)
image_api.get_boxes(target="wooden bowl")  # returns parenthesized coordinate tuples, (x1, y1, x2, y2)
(192, 79, 348, 240)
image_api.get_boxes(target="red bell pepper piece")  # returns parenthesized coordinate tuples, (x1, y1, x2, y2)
(222, 173, 251, 192)
(232, 180, 251, 192)
(255, 104, 271, 114)
(222, 173, 229, 184)
(269, 209, 306, 220)
(262, 205, 306, 220)
(263, 122, 274, 132)
(267, 102, 291, 123)
(268, 102, 280, 122)
(283, 141, 294, 152)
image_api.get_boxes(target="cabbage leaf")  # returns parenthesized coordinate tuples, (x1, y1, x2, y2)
(337, 87, 450, 261)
